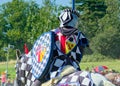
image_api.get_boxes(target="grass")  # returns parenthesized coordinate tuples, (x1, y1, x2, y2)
(0, 60, 16, 80)
(0, 59, 120, 80)
(81, 60, 120, 73)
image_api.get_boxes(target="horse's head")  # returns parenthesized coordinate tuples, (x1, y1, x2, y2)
(16, 49, 21, 60)
(15, 49, 21, 74)
(15, 49, 22, 74)
(15, 49, 25, 86)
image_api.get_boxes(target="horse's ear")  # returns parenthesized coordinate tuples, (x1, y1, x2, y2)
(16, 49, 21, 60)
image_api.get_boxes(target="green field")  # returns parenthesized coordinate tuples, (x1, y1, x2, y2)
(0, 61, 16, 80)
(81, 60, 120, 72)
(0, 60, 120, 80)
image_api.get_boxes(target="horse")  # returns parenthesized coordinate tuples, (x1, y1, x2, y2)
(14, 49, 115, 86)
(42, 66, 115, 86)
(14, 49, 37, 86)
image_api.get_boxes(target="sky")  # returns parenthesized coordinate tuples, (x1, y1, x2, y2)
(0, 0, 71, 7)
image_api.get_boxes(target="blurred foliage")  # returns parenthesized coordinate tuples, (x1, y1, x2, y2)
(91, 28, 120, 58)
(82, 53, 113, 62)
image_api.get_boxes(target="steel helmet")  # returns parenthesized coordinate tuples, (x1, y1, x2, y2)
(59, 8, 79, 28)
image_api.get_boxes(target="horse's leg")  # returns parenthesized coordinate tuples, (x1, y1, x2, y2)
(13, 79, 19, 86)
(13, 79, 25, 86)
(31, 80, 42, 86)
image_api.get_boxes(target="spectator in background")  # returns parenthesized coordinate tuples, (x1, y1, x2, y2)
(1, 72, 6, 86)
(5, 79, 13, 86)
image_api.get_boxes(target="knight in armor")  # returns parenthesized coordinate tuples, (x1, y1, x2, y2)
(32, 8, 89, 85)
(15, 8, 89, 86)
(49, 8, 89, 78)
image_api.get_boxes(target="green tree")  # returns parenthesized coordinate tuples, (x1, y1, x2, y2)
(0, 0, 31, 49)
(22, 1, 40, 47)
(91, 0, 120, 58)
(75, 0, 107, 38)
(98, 0, 120, 31)
(91, 28, 120, 58)
(26, 0, 59, 45)
(0, 0, 39, 60)
(0, 0, 60, 61)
